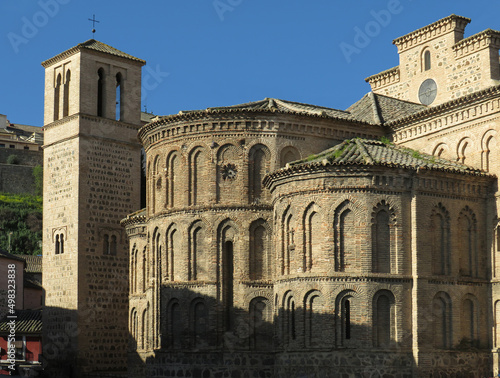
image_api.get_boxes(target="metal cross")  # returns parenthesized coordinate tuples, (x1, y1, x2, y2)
(88, 14, 100, 36)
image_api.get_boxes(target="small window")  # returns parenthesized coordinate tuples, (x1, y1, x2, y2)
(24, 146, 29, 150)
(424, 50, 431, 71)
(0, 144, 5, 148)
(9, 145, 15, 149)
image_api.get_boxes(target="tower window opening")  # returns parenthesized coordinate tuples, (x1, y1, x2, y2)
(97, 68, 105, 117)
(116, 73, 122, 121)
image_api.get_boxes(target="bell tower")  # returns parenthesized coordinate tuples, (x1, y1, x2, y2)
(41, 40, 145, 377)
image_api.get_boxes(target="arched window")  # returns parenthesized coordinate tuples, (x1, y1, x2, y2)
(115, 72, 122, 121)
(141, 307, 149, 350)
(458, 207, 478, 277)
(372, 201, 395, 273)
(218, 220, 237, 333)
(336, 290, 355, 347)
(63, 69, 70, 117)
(188, 221, 206, 281)
(166, 224, 178, 281)
(216, 144, 239, 203)
(373, 290, 396, 347)
(283, 292, 296, 345)
(334, 200, 355, 272)
(191, 299, 208, 349)
(430, 204, 450, 275)
(60, 234, 64, 254)
(55, 234, 60, 254)
(142, 247, 147, 292)
(432, 292, 452, 349)
(130, 308, 138, 349)
(424, 50, 431, 71)
(281, 206, 294, 276)
(54, 73, 61, 121)
(461, 296, 479, 348)
(303, 203, 321, 272)
(249, 219, 270, 280)
(189, 147, 207, 206)
(249, 297, 272, 350)
(304, 290, 324, 348)
(166, 152, 179, 208)
(166, 299, 182, 349)
(97, 68, 105, 117)
(248, 144, 270, 203)
(280, 146, 300, 167)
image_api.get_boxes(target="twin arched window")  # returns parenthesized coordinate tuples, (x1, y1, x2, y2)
(96, 68, 124, 120)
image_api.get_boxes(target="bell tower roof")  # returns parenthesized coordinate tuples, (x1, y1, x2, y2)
(41, 39, 146, 68)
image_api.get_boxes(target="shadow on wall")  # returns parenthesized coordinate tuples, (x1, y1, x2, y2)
(126, 287, 493, 378)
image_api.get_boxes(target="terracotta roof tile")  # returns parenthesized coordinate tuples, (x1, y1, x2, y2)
(286, 138, 489, 176)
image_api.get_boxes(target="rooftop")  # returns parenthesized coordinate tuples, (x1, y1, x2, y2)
(42, 39, 146, 67)
(0, 310, 42, 334)
(265, 138, 490, 183)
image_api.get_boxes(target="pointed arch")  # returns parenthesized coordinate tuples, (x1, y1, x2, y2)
(303, 202, 321, 272)
(190, 298, 208, 349)
(188, 220, 207, 281)
(54, 73, 62, 121)
(188, 146, 208, 206)
(372, 290, 396, 347)
(248, 144, 271, 203)
(336, 290, 356, 347)
(167, 299, 182, 349)
(165, 223, 179, 281)
(430, 203, 451, 275)
(166, 150, 180, 208)
(460, 294, 479, 348)
(249, 219, 271, 280)
(282, 291, 296, 346)
(218, 219, 238, 332)
(432, 142, 450, 159)
(458, 206, 478, 277)
(333, 200, 355, 272)
(280, 146, 300, 167)
(432, 292, 452, 349)
(304, 290, 324, 348)
(281, 205, 294, 276)
(371, 200, 396, 273)
(63, 69, 70, 117)
(249, 297, 272, 350)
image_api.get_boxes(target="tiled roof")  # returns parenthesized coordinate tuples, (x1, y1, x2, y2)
(42, 39, 146, 67)
(18, 255, 42, 273)
(347, 93, 426, 125)
(206, 98, 354, 120)
(284, 138, 489, 176)
(0, 310, 42, 334)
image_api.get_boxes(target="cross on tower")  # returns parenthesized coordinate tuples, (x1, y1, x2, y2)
(88, 14, 100, 36)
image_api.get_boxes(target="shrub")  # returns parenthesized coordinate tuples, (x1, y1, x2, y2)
(6, 154, 20, 165)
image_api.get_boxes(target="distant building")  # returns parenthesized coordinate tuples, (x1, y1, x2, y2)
(0, 251, 42, 376)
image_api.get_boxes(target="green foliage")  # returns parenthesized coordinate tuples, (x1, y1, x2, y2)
(411, 150, 421, 159)
(32, 165, 43, 196)
(6, 154, 20, 165)
(379, 136, 392, 145)
(0, 192, 42, 255)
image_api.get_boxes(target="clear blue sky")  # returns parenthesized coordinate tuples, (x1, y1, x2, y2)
(1, 0, 498, 127)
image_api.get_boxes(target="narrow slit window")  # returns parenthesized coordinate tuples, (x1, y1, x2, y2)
(424, 50, 431, 71)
